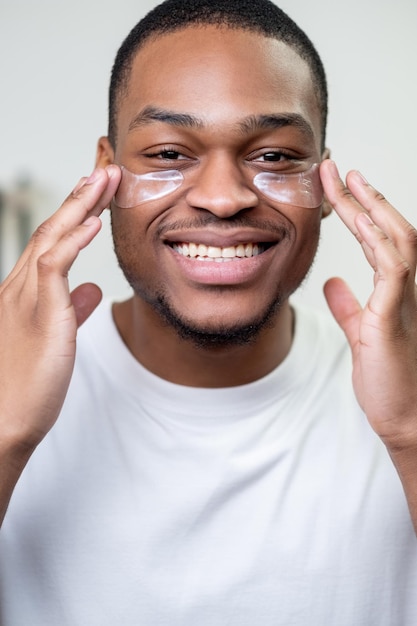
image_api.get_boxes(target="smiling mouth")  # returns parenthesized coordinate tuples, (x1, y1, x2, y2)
(170, 241, 274, 261)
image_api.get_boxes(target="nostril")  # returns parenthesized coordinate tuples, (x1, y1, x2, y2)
(185, 182, 259, 217)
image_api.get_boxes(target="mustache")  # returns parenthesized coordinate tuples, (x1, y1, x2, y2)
(156, 215, 291, 238)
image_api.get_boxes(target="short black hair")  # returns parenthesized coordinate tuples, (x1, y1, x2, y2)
(108, 0, 328, 149)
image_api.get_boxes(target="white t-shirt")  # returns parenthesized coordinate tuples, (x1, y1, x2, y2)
(1, 301, 416, 625)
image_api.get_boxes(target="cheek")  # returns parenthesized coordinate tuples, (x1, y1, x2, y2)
(110, 202, 160, 246)
(110, 209, 153, 274)
(283, 212, 322, 276)
(297, 213, 322, 247)
(111, 209, 138, 248)
(280, 204, 322, 248)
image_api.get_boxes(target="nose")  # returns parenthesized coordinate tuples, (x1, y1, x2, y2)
(185, 156, 259, 218)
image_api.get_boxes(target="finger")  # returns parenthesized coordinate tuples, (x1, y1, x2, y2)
(355, 211, 415, 317)
(320, 159, 366, 236)
(70, 283, 103, 327)
(35, 216, 102, 321)
(0, 165, 121, 299)
(320, 159, 379, 269)
(346, 170, 417, 271)
(2, 165, 120, 287)
(323, 277, 361, 351)
(74, 164, 121, 220)
(32, 165, 120, 253)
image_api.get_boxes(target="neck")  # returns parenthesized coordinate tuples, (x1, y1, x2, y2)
(112, 296, 294, 388)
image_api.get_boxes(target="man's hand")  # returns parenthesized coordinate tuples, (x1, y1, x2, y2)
(0, 165, 120, 461)
(320, 159, 417, 529)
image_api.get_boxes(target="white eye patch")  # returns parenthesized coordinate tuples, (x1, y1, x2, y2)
(114, 168, 184, 208)
(113, 163, 323, 209)
(253, 163, 323, 208)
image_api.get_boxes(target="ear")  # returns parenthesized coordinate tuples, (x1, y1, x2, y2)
(96, 136, 115, 168)
(320, 147, 332, 219)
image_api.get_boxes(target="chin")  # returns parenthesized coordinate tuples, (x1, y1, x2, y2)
(150, 291, 283, 349)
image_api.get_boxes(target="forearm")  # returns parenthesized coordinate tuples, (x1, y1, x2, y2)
(387, 442, 417, 536)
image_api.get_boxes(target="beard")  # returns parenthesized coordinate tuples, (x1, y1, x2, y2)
(111, 212, 317, 350)
(114, 248, 284, 349)
(116, 251, 284, 348)
(149, 289, 282, 349)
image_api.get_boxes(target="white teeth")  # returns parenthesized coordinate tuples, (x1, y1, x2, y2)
(236, 244, 246, 258)
(189, 242, 198, 257)
(197, 243, 207, 257)
(222, 246, 236, 258)
(207, 245, 222, 258)
(172, 242, 265, 260)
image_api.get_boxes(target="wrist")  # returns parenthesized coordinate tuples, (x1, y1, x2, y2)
(385, 437, 417, 484)
(375, 411, 417, 454)
(0, 430, 38, 473)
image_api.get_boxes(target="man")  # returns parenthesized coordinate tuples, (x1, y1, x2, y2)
(1, 0, 416, 623)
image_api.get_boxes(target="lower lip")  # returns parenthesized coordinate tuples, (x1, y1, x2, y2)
(167, 245, 277, 285)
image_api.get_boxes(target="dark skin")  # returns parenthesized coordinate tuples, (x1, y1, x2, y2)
(1, 25, 417, 533)
(97, 27, 330, 387)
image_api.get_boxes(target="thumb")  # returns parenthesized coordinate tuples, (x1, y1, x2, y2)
(323, 277, 361, 350)
(70, 283, 103, 327)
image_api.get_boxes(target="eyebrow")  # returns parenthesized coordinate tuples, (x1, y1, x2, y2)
(238, 113, 314, 139)
(128, 106, 203, 131)
(128, 106, 314, 139)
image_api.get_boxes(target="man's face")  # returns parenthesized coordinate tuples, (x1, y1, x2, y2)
(108, 26, 327, 343)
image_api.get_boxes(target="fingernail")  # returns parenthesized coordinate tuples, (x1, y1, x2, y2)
(72, 169, 101, 195)
(85, 168, 101, 185)
(73, 177, 87, 194)
(355, 170, 369, 186)
(328, 160, 340, 180)
(105, 164, 119, 181)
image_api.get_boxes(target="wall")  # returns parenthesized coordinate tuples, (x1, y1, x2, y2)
(1, 0, 416, 310)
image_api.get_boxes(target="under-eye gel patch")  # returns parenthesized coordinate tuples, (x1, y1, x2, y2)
(114, 167, 184, 208)
(253, 163, 323, 208)
(114, 163, 323, 210)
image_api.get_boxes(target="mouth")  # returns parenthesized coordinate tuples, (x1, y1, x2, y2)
(170, 241, 274, 262)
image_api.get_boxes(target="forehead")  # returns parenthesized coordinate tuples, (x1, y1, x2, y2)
(117, 25, 321, 146)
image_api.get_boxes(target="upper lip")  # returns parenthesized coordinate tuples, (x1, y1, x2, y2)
(163, 227, 282, 247)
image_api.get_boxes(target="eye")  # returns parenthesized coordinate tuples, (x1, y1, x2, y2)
(145, 148, 189, 161)
(255, 151, 293, 163)
(248, 148, 306, 172)
(158, 150, 183, 160)
(263, 152, 286, 161)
